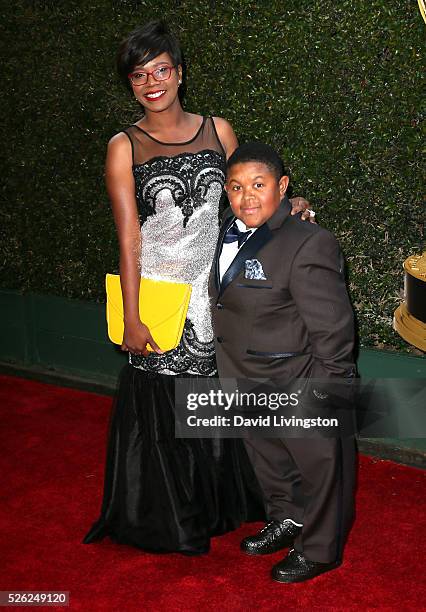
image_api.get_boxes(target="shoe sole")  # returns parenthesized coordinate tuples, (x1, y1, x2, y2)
(271, 563, 339, 583)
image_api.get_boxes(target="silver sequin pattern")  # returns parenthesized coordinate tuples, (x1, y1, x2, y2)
(129, 151, 225, 376)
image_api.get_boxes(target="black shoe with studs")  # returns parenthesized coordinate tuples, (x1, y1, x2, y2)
(271, 549, 340, 583)
(240, 520, 302, 556)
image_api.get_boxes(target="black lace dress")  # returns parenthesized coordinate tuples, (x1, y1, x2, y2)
(83, 117, 263, 553)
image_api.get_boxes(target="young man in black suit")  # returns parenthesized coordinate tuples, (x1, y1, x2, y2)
(208, 142, 356, 583)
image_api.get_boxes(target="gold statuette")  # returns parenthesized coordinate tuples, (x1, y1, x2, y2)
(394, 253, 426, 351)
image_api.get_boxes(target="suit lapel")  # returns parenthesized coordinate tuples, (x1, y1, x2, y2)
(214, 195, 293, 297)
(219, 223, 273, 297)
(213, 213, 235, 292)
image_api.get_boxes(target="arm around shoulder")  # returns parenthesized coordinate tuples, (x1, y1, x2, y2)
(212, 116, 239, 159)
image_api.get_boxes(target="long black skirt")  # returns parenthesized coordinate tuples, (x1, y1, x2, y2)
(83, 365, 264, 554)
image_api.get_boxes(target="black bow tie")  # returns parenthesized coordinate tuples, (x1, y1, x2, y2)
(223, 222, 252, 248)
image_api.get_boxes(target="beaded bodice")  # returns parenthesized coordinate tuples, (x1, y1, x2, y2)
(122, 117, 226, 375)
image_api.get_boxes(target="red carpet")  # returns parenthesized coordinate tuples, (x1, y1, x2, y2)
(0, 374, 425, 611)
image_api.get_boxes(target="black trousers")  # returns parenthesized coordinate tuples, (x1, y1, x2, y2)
(243, 436, 356, 563)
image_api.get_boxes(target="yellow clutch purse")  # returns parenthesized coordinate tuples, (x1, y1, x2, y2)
(105, 274, 192, 351)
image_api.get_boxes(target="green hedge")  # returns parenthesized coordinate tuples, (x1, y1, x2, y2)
(2, 0, 424, 350)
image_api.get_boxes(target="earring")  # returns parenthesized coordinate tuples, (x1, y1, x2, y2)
(178, 79, 182, 85)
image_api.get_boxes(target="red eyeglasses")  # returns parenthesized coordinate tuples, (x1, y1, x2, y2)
(128, 65, 175, 86)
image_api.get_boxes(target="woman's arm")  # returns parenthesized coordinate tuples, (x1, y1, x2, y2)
(105, 133, 162, 356)
(212, 117, 239, 159)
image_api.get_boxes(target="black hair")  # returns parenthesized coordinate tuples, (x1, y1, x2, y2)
(117, 20, 183, 89)
(226, 142, 287, 181)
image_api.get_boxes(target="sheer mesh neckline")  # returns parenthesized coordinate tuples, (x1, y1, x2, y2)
(132, 116, 206, 146)
(124, 116, 224, 166)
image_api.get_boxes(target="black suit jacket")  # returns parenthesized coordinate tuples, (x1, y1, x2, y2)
(208, 196, 355, 383)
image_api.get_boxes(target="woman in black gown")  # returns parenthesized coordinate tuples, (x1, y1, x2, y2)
(84, 20, 312, 554)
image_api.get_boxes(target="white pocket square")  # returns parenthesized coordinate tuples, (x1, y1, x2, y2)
(245, 259, 267, 280)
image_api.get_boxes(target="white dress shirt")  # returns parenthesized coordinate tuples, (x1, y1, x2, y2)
(219, 219, 258, 282)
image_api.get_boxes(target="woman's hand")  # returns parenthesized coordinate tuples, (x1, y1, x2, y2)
(289, 196, 317, 223)
(122, 319, 163, 357)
